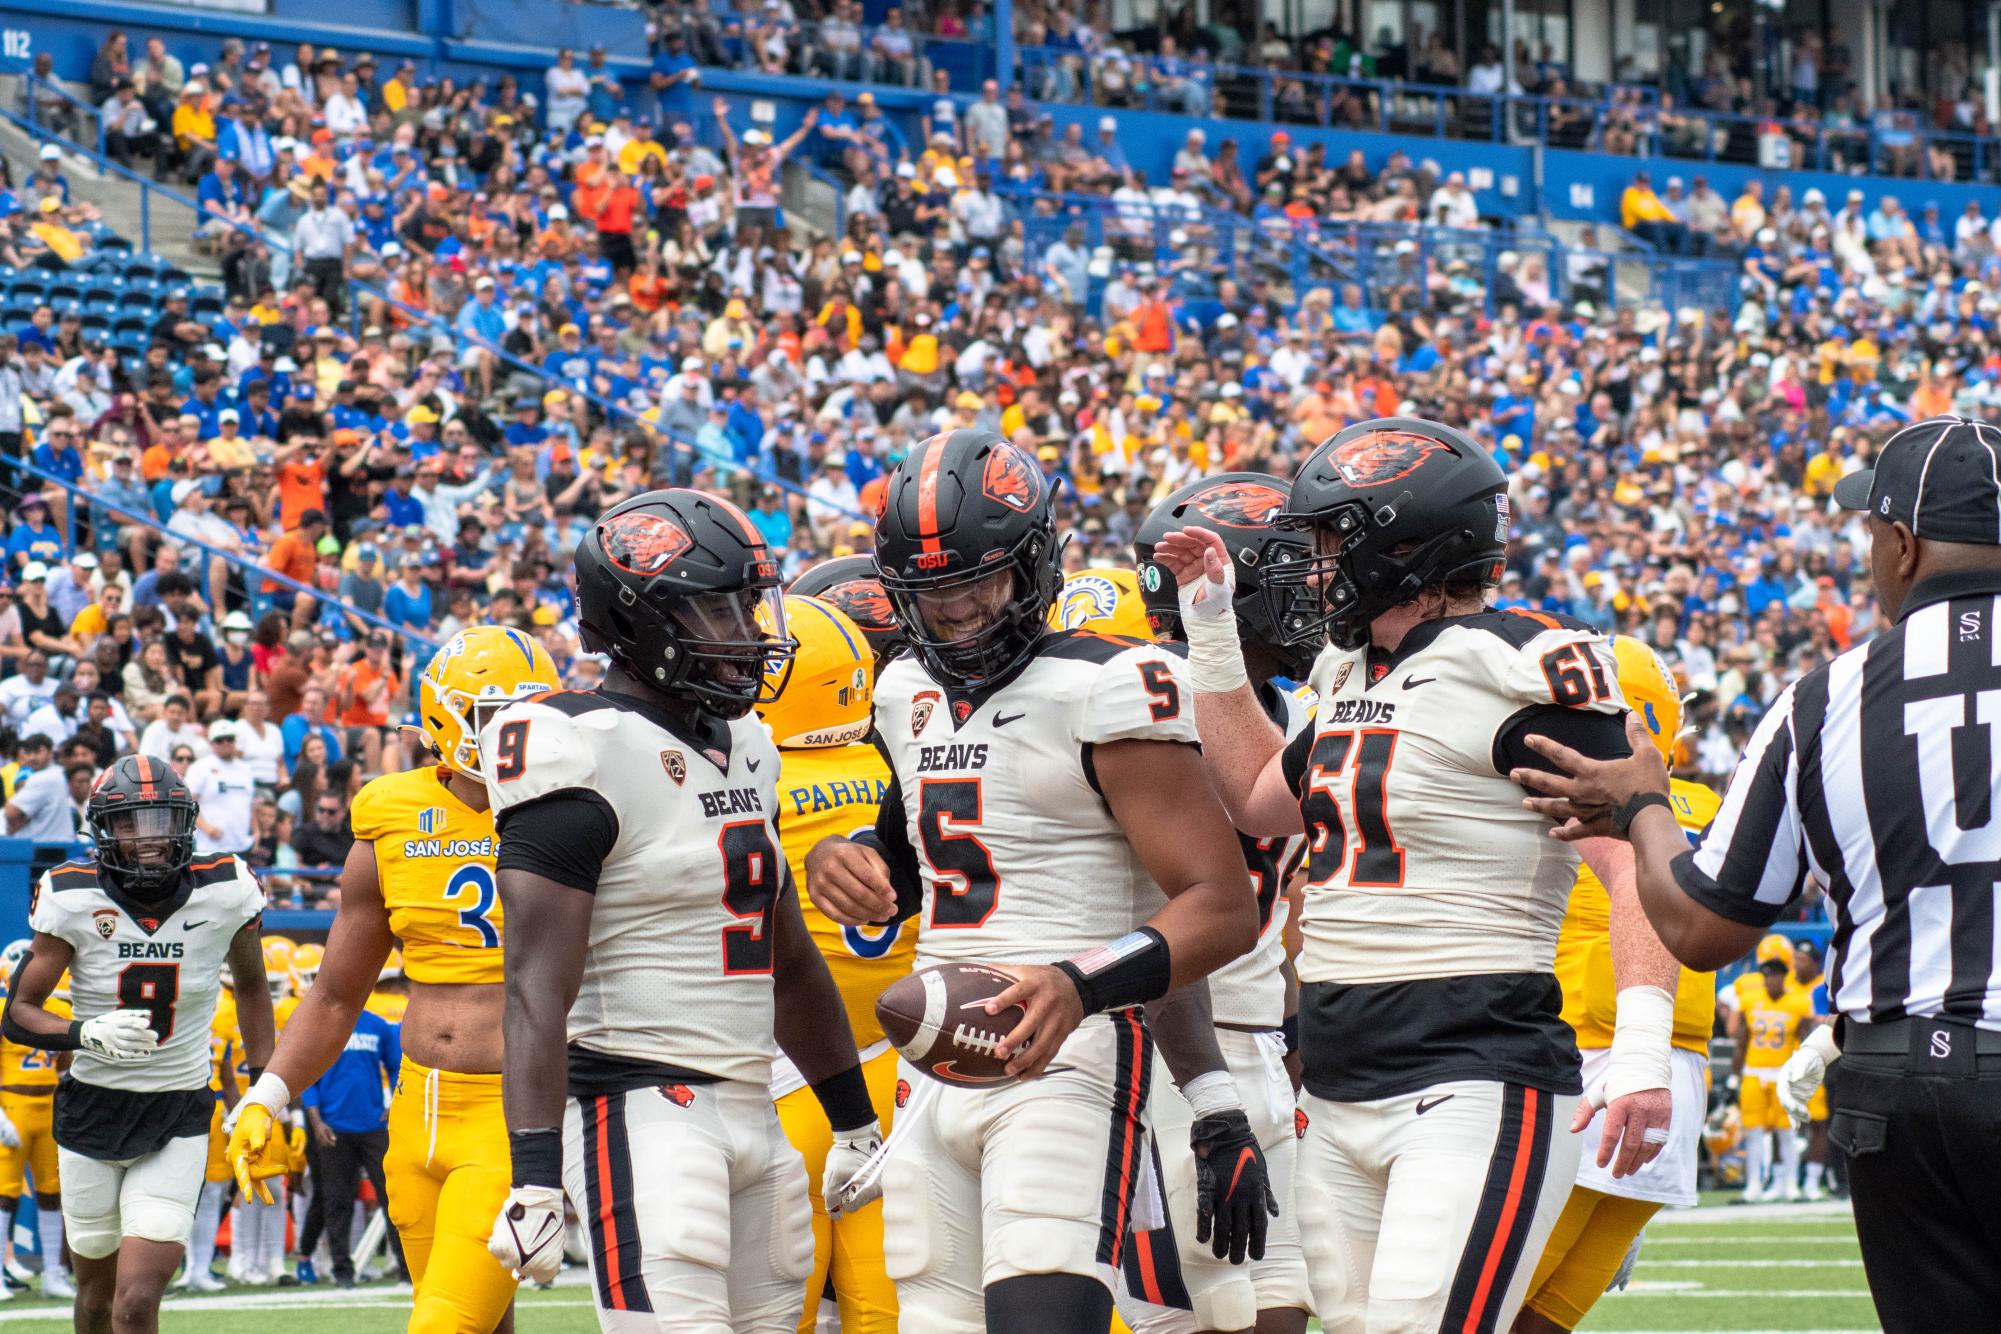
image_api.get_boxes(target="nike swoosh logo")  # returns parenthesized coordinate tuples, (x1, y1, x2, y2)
(1402, 677, 1436, 690)
(931, 1061, 1014, 1083)
(1226, 1145, 1257, 1197)
(993, 712, 1025, 727)
(746, 757, 760, 772)
(181, 920, 208, 930)
(1416, 1094, 1454, 1115)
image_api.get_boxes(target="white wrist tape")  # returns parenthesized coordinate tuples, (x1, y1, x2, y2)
(245, 1071, 292, 1113)
(1180, 564, 1249, 695)
(1800, 1023, 1840, 1067)
(1604, 985, 1675, 1101)
(1183, 1069, 1242, 1118)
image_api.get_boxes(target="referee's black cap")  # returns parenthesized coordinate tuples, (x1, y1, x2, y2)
(1834, 416, 2001, 543)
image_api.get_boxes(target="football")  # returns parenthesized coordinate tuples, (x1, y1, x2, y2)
(875, 962, 1026, 1090)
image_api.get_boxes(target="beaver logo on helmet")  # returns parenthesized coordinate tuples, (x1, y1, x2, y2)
(1190, 480, 1290, 528)
(981, 443, 1041, 513)
(1330, 431, 1452, 487)
(599, 511, 693, 576)
(821, 578, 896, 630)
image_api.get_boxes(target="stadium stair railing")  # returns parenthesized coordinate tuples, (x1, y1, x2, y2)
(0, 453, 436, 655)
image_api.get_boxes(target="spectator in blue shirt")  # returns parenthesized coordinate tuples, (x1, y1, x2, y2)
(280, 684, 343, 769)
(650, 30, 700, 122)
(7, 496, 62, 571)
(748, 486, 793, 554)
(301, 1003, 400, 1287)
(30, 421, 82, 488)
(179, 370, 228, 440)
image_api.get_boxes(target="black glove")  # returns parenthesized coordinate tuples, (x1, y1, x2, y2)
(1190, 1109, 1278, 1265)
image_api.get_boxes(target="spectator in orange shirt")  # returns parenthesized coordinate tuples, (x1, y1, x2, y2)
(596, 171, 643, 276)
(273, 432, 334, 529)
(334, 629, 402, 773)
(262, 508, 327, 632)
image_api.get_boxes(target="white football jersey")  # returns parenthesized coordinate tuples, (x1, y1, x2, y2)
(483, 690, 786, 1084)
(1285, 610, 1625, 986)
(28, 856, 263, 1092)
(1209, 681, 1316, 1029)
(873, 632, 1201, 968)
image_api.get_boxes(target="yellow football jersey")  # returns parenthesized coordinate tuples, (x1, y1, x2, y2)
(1733, 973, 1814, 1070)
(0, 995, 68, 1092)
(1557, 778, 1722, 1055)
(776, 742, 911, 1047)
(210, 990, 240, 1095)
(366, 990, 409, 1024)
(352, 766, 503, 986)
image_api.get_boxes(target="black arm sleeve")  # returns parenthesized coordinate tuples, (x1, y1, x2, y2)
(1492, 705, 1634, 776)
(495, 791, 620, 894)
(1280, 723, 1317, 799)
(851, 773, 924, 924)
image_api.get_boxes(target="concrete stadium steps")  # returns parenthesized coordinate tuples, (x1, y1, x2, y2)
(0, 76, 210, 283)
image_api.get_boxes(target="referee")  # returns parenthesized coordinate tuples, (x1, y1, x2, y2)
(1510, 414, 2001, 1332)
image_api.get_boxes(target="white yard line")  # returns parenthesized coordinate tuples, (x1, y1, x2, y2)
(1637, 1257, 1865, 1268)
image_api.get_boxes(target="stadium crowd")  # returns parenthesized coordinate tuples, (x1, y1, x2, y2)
(3, 19, 1996, 918)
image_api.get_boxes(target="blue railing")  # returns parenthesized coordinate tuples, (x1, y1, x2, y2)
(0, 455, 438, 655)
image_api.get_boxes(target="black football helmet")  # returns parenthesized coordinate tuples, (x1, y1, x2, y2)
(873, 429, 1062, 690)
(87, 755, 197, 899)
(1267, 417, 1509, 651)
(790, 554, 905, 669)
(573, 488, 797, 719)
(1134, 472, 1320, 681)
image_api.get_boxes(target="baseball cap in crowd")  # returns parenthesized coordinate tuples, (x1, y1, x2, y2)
(19, 562, 47, 582)
(208, 719, 236, 743)
(222, 610, 254, 632)
(1834, 417, 2001, 542)
(37, 145, 59, 162)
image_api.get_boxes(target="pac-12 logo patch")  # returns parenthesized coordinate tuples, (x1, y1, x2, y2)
(1328, 430, 1450, 487)
(661, 750, 687, 785)
(912, 690, 939, 736)
(1330, 661, 1353, 692)
(93, 909, 118, 939)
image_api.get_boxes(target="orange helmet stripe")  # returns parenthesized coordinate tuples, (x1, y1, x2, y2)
(915, 441, 945, 555)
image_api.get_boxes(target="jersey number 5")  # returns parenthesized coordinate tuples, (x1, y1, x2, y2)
(1300, 729, 1405, 888)
(918, 777, 1000, 928)
(719, 821, 781, 975)
(117, 962, 179, 1043)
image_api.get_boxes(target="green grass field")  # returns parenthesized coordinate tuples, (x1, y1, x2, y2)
(0, 1198, 1876, 1331)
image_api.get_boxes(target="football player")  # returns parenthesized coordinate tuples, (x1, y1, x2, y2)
(1121, 474, 1319, 1334)
(791, 555, 905, 671)
(228, 936, 305, 1285)
(760, 594, 908, 1334)
(1152, 418, 1668, 1333)
(0, 938, 68, 1300)
(804, 430, 1269, 1334)
(1727, 935, 1816, 1203)
(1517, 639, 1722, 1333)
(1785, 940, 1834, 1200)
(182, 970, 240, 1292)
(228, 624, 557, 1329)
(483, 489, 882, 1331)
(1050, 567, 1155, 639)
(3, 755, 273, 1332)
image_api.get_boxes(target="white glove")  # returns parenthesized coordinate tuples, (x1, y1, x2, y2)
(0, 1108, 19, 1151)
(1606, 1228, 1645, 1292)
(823, 1119, 884, 1219)
(1177, 542, 1247, 694)
(78, 1010, 158, 1062)
(1778, 1025, 1840, 1130)
(222, 1071, 291, 1136)
(488, 1185, 567, 1284)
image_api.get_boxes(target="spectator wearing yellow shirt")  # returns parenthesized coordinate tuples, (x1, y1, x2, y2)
(205, 408, 257, 471)
(1731, 179, 1767, 243)
(67, 582, 125, 644)
(27, 199, 84, 266)
(616, 121, 668, 176)
(171, 81, 218, 180)
(380, 60, 417, 115)
(899, 313, 942, 390)
(1619, 169, 1687, 254)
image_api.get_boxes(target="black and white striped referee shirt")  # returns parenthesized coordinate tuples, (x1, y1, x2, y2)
(1675, 568, 2001, 1030)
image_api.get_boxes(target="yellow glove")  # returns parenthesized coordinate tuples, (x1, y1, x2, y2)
(288, 1124, 308, 1174)
(225, 1102, 289, 1205)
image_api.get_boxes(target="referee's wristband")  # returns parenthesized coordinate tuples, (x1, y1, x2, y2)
(1611, 791, 1671, 835)
(509, 1128, 564, 1190)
